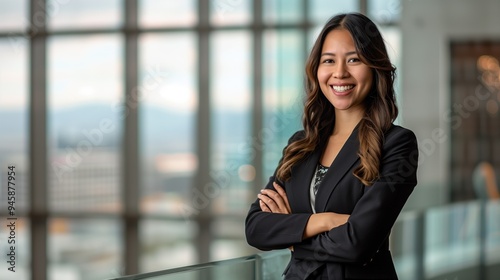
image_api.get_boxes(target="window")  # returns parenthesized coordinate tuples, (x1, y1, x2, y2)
(0, 1, 401, 278)
(48, 34, 123, 214)
(0, 1, 30, 278)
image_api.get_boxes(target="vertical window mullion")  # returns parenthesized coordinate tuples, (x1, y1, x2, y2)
(360, 0, 368, 15)
(196, 0, 212, 264)
(251, 0, 263, 195)
(123, 0, 139, 275)
(302, 0, 309, 74)
(30, 0, 48, 279)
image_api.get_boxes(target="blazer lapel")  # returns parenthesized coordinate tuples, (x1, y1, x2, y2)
(288, 149, 321, 213)
(315, 127, 360, 213)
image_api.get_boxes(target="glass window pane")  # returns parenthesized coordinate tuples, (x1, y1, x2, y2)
(379, 26, 402, 122)
(391, 214, 419, 280)
(48, 218, 122, 280)
(140, 219, 197, 272)
(308, 0, 358, 24)
(307, 25, 324, 51)
(378, 27, 401, 70)
(210, 0, 251, 26)
(258, 250, 291, 279)
(486, 201, 500, 264)
(210, 31, 252, 215)
(139, 0, 197, 28)
(262, 30, 304, 177)
(0, 38, 29, 215)
(211, 218, 255, 261)
(263, 0, 302, 24)
(47, 0, 122, 30)
(424, 203, 481, 278)
(307, 0, 359, 51)
(0, 217, 30, 279)
(139, 32, 197, 215)
(47, 34, 123, 213)
(368, 0, 401, 24)
(0, 0, 27, 31)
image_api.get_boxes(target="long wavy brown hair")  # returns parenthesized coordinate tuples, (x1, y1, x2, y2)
(276, 13, 398, 186)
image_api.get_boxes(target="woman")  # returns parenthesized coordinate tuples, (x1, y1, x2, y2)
(245, 13, 419, 279)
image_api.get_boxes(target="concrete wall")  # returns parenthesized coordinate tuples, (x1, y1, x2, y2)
(400, 0, 500, 210)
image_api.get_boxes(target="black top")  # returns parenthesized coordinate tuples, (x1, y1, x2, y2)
(313, 163, 329, 196)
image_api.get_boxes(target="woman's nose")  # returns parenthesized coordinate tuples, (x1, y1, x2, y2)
(333, 62, 349, 79)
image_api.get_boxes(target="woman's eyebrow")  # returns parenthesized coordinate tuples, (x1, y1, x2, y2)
(320, 51, 357, 57)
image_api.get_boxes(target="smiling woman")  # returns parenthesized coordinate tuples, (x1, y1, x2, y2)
(0, 0, 416, 278)
(245, 13, 418, 280)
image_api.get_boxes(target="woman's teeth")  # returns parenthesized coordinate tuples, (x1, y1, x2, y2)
(332, 85, 354, 92)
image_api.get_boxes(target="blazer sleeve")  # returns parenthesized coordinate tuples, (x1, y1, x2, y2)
(292, 127, 419, 264)
(245, 130, 313, 251)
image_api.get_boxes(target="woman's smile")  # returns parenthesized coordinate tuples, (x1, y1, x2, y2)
(330, 84, 355, 95)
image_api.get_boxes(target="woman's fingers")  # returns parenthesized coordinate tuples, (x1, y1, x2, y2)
(273, 182, 291, 213)
(258, 192, 281, 213)
(258, 182, 292, 214)
(258, 191, 280, 212)
(260, 189, 289, 214)
(259, 199, 271, 212)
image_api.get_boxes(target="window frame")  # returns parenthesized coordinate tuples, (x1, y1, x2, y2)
(0, 0, 396, 278)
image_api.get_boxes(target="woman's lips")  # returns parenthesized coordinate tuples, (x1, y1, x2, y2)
(330, 84, 355, 96)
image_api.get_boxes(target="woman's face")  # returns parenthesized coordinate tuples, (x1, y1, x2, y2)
(317, 28, 373, 114)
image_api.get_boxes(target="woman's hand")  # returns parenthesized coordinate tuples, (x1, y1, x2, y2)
(258, 182, 294, 250)
(258, 182, 291, 214)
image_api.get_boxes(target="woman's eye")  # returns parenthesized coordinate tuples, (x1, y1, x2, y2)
(348, 58, 360, 63)
(323, 59, 334, 64)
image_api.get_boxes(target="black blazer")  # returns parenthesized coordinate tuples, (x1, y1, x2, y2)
(245, 125, 419, 279)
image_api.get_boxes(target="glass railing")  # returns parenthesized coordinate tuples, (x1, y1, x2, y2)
(390, 200, 500, 280)
(108, 200, 500, 280)
(106, 250, 290, 280)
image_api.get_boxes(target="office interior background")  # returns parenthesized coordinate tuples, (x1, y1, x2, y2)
(0, 0, 499, 279)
